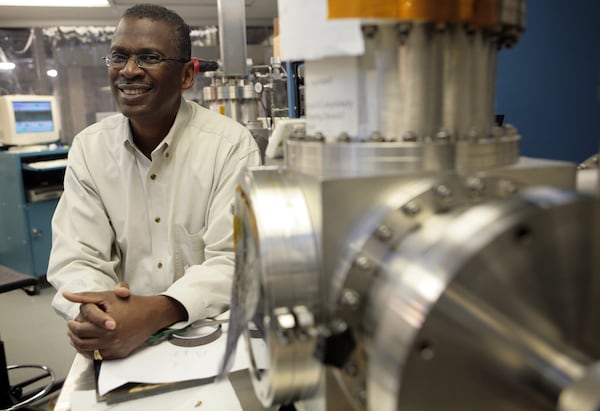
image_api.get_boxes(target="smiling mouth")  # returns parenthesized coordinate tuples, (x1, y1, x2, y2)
(117, 84, 151, 96)
(121, 88, 148, 95)
(119, 88, 149, 96)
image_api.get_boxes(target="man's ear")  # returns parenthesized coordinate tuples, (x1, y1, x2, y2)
(181, 60, 195, 91)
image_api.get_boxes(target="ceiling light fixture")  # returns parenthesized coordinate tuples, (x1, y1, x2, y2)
(0, 62, 15, 70)
(0, 0, 109, 6)
(0, 48, 15, 70)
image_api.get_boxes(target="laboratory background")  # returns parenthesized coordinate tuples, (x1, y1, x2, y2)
(0, 0, 599, 410)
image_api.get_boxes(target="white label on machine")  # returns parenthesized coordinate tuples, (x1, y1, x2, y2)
(305, 56, 360, 139)
(277, 0, 364, 61)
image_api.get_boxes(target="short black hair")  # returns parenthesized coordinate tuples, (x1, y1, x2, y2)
(121, 4, 191, 60)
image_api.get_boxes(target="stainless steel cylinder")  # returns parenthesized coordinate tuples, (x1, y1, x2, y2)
(356, 185, 600, 411)
(203, 81, 261, 128)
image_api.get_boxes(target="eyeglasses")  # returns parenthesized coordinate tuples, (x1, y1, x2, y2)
(103, 53, 189, 69)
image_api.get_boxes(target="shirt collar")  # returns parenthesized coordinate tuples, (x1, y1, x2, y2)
(122, 97, 192, 155)
(162, 97, 192, 150)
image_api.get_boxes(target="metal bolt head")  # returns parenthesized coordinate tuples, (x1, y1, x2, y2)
(499, 179, 518, 196)
(354, 255, 372, 271)
(375, 224, 393, 242)
(292, 305, 314, 328)
(340, 288, 361, 309)
(273, 308, 295, 345)
(503, 124, 518, 136)
(276, 312, 295, 330)
(466, 177, 485, 196)
(362, 25, 378, 38)
(329, 318, 348, 334)
(313, 132, 325, 142)
(435, 184, 453, 199)
(368, 131, 384, 142)
(291, 128, 305, 139)
(396, 22, 412, 37)
(337, 132, 351, 142)
(402, 201, 421, 216)
(435, 129, 451, 142)
(402, 130, 418, 142)
(465, 128, 480, 141)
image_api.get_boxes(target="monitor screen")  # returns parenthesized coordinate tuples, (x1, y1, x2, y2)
(0, 95, 60, 146)
(13, 101, 54, 134)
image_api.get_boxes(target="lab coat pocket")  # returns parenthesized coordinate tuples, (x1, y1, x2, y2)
(173, 225, 206, 280)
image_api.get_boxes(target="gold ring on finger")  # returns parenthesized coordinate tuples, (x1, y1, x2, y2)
(93, 349, 103, 361)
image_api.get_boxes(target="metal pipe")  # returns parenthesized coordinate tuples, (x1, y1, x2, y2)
(217, 0, 248, 77)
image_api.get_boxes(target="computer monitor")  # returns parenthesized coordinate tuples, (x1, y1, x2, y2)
(0, 95, 61, 146)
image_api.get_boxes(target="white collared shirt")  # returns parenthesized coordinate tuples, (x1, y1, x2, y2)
(48, 99, 261, 324)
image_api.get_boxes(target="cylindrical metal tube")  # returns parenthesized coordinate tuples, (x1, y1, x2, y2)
(306, 0, 530, 143)
(396, 23, 445, 140)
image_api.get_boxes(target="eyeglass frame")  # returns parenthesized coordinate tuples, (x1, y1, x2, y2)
(102, 52, 190, 69)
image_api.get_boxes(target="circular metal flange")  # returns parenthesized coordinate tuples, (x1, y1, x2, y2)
(232, 166, 322, 407)
(286, 140, 455, 178)
(286, 126, 520, 177)
(328, 174, 520, 411)
(333, 174, 519, 325)
(367, 187, 599, 411)
(455, 132, 521, 172)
